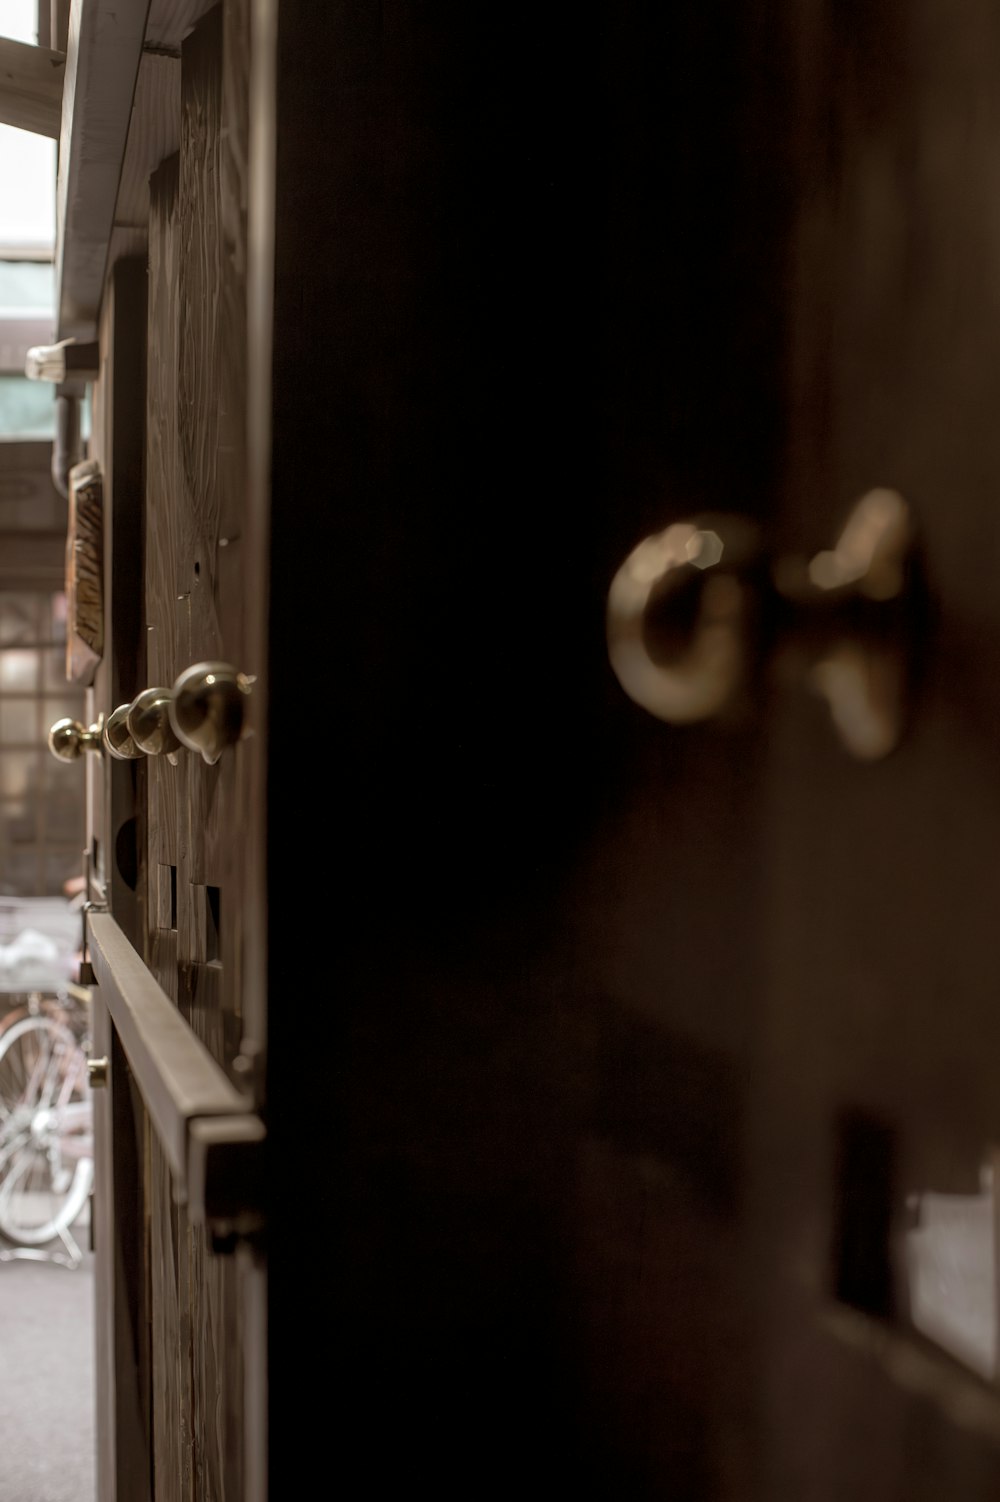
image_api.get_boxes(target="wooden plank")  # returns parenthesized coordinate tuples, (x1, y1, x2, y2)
(107, 226, 148, 267)
(146, 152, 183, 980)
(49, 0, 72, 54)
(99, 257, 147, 948)
(175, 0, 247, 1067)
(115, 50, 181, 232)
(148, 0, 218, 51)
(90, 999, 153, 1502)
(151, 13, 252, 1496)
(151, 1136, 187, 1502)
(55, 0, 149, 340)
(0, 36, 65, 138)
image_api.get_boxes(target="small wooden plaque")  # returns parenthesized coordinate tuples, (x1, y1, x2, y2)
(66, 458, 104, 685)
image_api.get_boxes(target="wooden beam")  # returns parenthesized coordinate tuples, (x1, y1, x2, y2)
(55, 0, 149, 341)
(54, 1, 219, 342)
(0, 36, 65, 138)
(147, 0, 217, 50)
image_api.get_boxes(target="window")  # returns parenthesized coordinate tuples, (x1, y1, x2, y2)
(0, 592, 86, 896)
(0, 2, 61, 440)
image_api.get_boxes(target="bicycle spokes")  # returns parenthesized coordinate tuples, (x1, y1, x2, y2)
(0, 1009, 94, 1259)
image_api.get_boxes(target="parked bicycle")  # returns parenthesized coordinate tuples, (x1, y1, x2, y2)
(0, 986, 94, 1268)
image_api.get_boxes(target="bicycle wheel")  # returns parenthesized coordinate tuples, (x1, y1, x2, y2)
(0, 1013, 93, 1246)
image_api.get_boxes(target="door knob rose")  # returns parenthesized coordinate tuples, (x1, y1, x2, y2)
(606, 489, 921, 761)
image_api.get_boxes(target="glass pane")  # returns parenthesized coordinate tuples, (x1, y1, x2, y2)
(0, 850, 41, 897)
(0, 750, 39, 798)
(0, 648, 37, 691)
(42, 694, 84, 732)
(0, 261, 53, 311)
(0, 115, 56, 258)
(50, 591, 68, 644)
(0, 595, 41, 646)
(44, 850, 81, 898)
(0, 3, 42, 45)
(41, 775, 84, 844)
(0, 699, 35, 743)
(42, 646, 67, 690)
(0, 798, 32, 843)
(0, 376, 55, 439)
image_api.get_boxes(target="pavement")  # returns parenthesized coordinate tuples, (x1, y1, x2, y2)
(0, 1240, 95, 1502)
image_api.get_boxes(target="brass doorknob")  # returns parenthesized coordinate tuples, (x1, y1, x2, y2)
(606, 489, 921, 760)
(127, 687, 182, 764)
(48, 715, 105, 762)
(169, 661, 251, 765)
(103, 702, 143, 761)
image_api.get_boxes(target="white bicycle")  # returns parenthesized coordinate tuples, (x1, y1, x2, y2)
(0, 989, 94, 1268)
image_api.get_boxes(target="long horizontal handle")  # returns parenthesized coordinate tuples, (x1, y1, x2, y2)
(87, 911, 259, 1221)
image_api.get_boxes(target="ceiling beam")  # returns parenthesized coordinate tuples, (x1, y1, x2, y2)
(0, 36, 65, 138)
(55, 0, 150, 341)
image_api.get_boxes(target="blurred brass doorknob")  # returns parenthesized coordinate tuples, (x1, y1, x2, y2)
(103, 665, 253, 766)
(103, 702, 143, 760)
(104, 689, 182, 763)
(606, 489, 921, 761)
(48, 714, 105, 762)
(127, 687, 183, 763)
(169, 661, 251, 765)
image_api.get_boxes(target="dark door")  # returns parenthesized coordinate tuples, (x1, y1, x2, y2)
(277, 2, 1000, 1498)
(71, 2, 1000, 1498)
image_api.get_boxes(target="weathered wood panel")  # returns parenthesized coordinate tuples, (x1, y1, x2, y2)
(116, 52, 181, 232)
(176, 3, 246, 1045)
(150, 1136, 188, 1502)
(146, 152, 182, 1001)
(143, 5, 250, 1497)
(90, 254, 150, 1502)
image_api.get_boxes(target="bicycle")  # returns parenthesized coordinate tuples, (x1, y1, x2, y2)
(0, 985, 94, 1269)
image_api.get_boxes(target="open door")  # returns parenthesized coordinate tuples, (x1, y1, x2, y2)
(290, 1, 1000, 1496)
(51, 1, 1000, 1497)
(71, 5, 266, 1499)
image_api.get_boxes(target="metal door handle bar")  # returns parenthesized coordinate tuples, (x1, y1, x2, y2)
(87, 910, 265, 1246)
